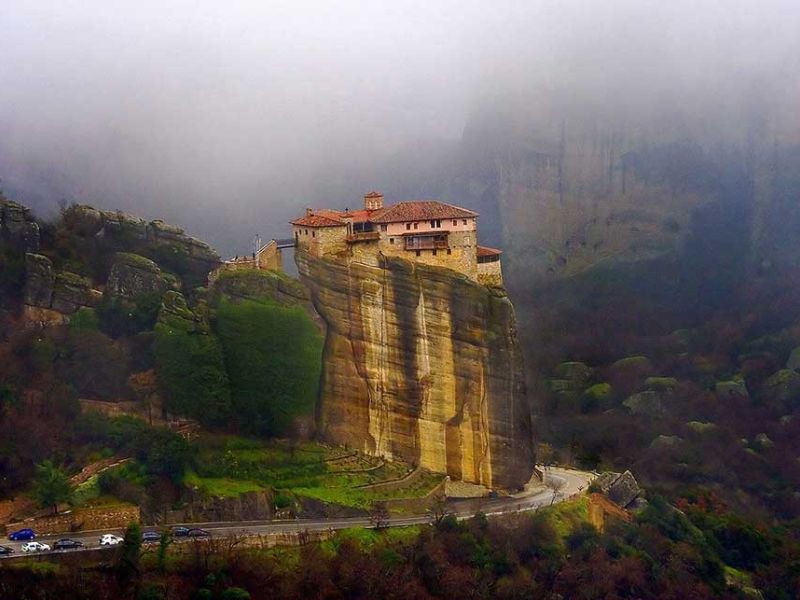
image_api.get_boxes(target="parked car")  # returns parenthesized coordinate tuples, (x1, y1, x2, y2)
(0, 545, 14, 555)
(99, 534, 124, 546)
(8, 528, 36, 541)
(21, 541, 50, 553)
(186, 528, 210, 538)
(141, 531, 161, 543)
(170, 526, 190, 537)
(54, 538, 84, 551)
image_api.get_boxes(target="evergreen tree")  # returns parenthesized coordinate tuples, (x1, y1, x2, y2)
(31, 460, 73, 515)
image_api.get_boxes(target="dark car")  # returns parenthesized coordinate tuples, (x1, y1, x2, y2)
(8, 528, 35, 541)
(0, 545, 14, 555)
(53, 538, 84, 551)
(170, 526, 190, 537)
(141, 531, 161, 543)
(186, 528, 210, 538)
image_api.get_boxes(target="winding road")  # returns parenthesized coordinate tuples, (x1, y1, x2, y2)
(0, 467, 593, 559)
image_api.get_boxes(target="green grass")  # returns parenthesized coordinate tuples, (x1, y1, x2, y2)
(184, 469, 265, 498)
(188, 434, 442, 508)
(540, 497, 590, 539)
(72, 474, 101, 505)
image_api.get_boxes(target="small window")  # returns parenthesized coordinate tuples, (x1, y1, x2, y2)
(436, 220, 441, 228)
(406, 223, 411, 231)
(415, 250, 421, 257)
(447, 248, 452, 255)
(305, 229, 309, 235)
(463, 219, 467, 225)
(430, 220, 435, 228)
(312, 231, 315, 238)
(432, 249, 437, 256)
(413, 222, 418, 230)
(390, 238, 394, 244)
(381, 224, 387, 232)
(452, 220, 457, 226)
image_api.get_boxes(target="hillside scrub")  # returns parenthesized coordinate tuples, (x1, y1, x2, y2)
(4, 497, 796, 599)
(153, 314, 232, 428)
(214, 297, 322, 437)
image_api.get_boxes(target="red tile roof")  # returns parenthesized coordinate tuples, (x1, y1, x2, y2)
(369, 200, 478, 224)
(477, 245, 503, 257)
(290, 213, 345, 227)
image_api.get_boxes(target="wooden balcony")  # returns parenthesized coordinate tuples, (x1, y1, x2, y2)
(404, 235, 449, 251)
(346, 231, 380, 243)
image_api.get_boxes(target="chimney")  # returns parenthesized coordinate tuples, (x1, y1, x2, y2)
(364, 191, 384, 211)
(305, 207, 313, 216)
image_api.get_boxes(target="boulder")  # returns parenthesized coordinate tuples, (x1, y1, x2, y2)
(649, 435, 683, 450)
(715, 379, 750, 400)
(754, 433, 774, 449)
(582, 382, 613, 409)
(609, 356, 654, 393)
(593, 470, 641, 508)
(762, 369, 800, 408)
(644, 376, 678, 392)
(554, 361, 593, 383)
(64, 205, 104, 237)
(51, 272, 99, 314)
(106, 253, 168, 300)
(100, 210, 148, 240)
(623, 391, 665, 417)
(23, 253, 55, 307)
(1, 199, 40, 252)
(686, 421, 718, 435)
(787, 346, 800, 371)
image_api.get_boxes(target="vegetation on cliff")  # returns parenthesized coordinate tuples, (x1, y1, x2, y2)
(215, 296, 322, 437)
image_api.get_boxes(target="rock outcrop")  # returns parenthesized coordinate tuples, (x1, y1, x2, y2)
(1, 199, 40, 252)
(176, 490, 273, 523)
(295, 249, 534, 490)
(593, 470, 642, 508)
(63, 205, 221, 284)
(106, 252, 171, 300)
(23, 253, 101, 323)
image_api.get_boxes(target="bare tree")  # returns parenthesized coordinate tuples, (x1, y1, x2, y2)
(545, 475, 567, 506)
(426, 495, 452, 527)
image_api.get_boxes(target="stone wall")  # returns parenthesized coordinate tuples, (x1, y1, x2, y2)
(5, 504, 140, 535)
(478, 260, 503, 286)
(293, 225, 349, 257)
(296, 249, 534, 490)
(379, 229, 478, 281)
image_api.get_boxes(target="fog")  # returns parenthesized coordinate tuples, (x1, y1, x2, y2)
(1, 1, 798, 256)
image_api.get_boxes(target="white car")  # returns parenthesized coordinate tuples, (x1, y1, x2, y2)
(21, 541, 50, 553)
(99, 534, 124, 546)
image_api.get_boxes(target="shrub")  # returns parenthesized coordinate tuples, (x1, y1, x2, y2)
(153, 315, 231, 427)
(215, 298, 322, 437)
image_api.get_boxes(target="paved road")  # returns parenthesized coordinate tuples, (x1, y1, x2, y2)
(0, 467, 593, 559)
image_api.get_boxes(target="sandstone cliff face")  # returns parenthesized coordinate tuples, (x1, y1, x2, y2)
(296, 250, 533, 490)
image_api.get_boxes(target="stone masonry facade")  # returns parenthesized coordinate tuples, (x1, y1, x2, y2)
(290, 192, 503, 286)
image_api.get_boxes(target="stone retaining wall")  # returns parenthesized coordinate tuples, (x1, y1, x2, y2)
(5, 504, 140, 535)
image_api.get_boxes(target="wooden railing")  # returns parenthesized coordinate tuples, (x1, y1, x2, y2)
(346, 231, 380, 243)
(404, 237, 448, 250)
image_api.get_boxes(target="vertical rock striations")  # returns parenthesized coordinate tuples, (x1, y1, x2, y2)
(296, 250, 533, 490)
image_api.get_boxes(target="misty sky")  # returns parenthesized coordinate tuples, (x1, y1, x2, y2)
(1, 1, 799, 255)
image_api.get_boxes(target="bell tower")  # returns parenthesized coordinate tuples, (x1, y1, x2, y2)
(364, 191, 384, 211)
